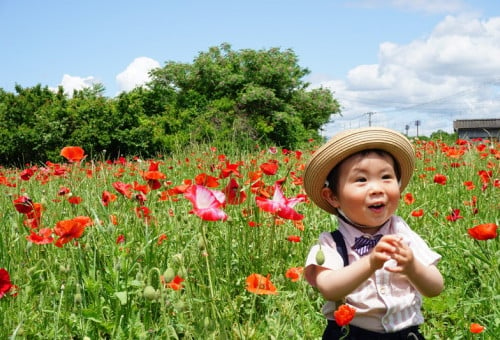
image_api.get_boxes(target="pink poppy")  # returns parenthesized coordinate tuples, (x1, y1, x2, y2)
(255, 183, 305, 220)
(184, 185, 228, 221)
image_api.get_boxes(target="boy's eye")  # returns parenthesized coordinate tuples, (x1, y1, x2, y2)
(355, 177, 367, 182)
(382, 174, 394, 180)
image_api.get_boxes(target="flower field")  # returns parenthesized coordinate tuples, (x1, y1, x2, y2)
(0, 138, 498, 339)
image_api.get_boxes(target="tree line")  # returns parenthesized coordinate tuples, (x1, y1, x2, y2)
(0, 43, 340, 165)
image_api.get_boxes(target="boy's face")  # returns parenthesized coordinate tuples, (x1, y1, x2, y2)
(322, 151, 401, 232)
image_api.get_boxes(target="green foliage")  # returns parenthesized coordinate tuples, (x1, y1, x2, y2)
(0, 44, 339, 165)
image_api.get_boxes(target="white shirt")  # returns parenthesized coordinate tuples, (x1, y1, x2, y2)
(305, 215, 441, 333)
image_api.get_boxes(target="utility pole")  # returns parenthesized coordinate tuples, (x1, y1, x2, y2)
(366, 112, 375, 127)
(405, 124, 410, 136)
(415, 120, 421, 137)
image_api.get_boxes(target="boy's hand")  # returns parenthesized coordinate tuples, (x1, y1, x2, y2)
(369, 235, 402, 270)
(384, 237, 415, 275)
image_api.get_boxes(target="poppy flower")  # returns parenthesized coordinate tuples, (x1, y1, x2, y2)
(255, 183, 305, 220)
(116, 234, 126, 244)
(260, 161, 278, 175)
(287, 235, 301, 243)
(334, 304, 356, 327)
(411, 209, 424, 217)
(433, 174, 447, 185)
(245, 273, 278, 295)
(184, 185, 227, 221)
(220, 162, 242, 178)
(467, 223, 498, 240)
(13, 195, 33, 214)
(0, 268, 14, 299)
(102, 191, 117, 206)
(157, 233, 168, 245)
(446, 209, 463, 222)
(195, 173, 219, 188)
(469, 323, 485, 333)
(404, 193, 415, 205)
(222, 178, 247, 205)
(67, 196, 82, 205)
(165, 275, 184, 290)
(285, 267, 303, 282)
(54, 216, 93, 247)
(60, 146, 85, 163)
(26, 228, 54, 245)
(112, 181, 133, 198)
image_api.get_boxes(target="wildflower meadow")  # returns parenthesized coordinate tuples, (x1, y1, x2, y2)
(0, 137, 498, 339)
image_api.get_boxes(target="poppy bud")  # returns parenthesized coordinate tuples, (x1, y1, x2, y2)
(143, 285, 157, 301)
(74, 293, 82, 304)
(315, 249, 325, 265)
(163, 268, 175, 282)
(197, 236, 206, 250)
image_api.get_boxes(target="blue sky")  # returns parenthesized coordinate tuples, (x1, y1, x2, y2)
(1, 0, 499, 137)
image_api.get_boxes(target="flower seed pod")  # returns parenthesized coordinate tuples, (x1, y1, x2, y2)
(74, 293, 82, 304)
(315, 248, 325, 265)
(163, 267, 175, 282)
(143, 285, 157, 301)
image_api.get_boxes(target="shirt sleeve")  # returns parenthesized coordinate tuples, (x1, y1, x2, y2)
(304, 231, 345, 287)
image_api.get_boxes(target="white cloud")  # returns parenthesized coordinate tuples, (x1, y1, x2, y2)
(315, 15, 500, 137)
(116, 57, 161, 93)
(58, 74, 99, 96)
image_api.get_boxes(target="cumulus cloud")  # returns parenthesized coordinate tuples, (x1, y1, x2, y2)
(59, 74, 99, 96)
(116, 57, 161, 93)
(316, 15, 500, 137)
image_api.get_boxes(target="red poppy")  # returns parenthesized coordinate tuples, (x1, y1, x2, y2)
(404, 193, 415, 205)
(116, 234, 126, 244)
(245, 273, 278, 295)
(334, 304, 356, 327)
(195, 173, 219, 188)
(255, 182, 305, 220)
(157, 233, 168, 245)
(54, 216, 93, 247)
(102, 191, 117, 206)
(220, 162, 242, 178)
(467, 223, 498, 240)
(463, 181, 475, 190)
(222, 178, 247, 205)
(60, 146, 85, 163)
(0, 268, 14, 299)
(67, 196, 82, 205)
(165, 275, 184, 290)
(411, 209, 424, 217)
(285, 267, 303, 282)
(112, 181, 133, 198)
(287, 235, 301, 243)
(469, 323, 485, 333)
(446, 209, 463, 222)
(13, 195, 33, 214)
(26, 228, 54, 245)
(433, 174, 447, 185)
(260, 161, 278, 176)
(20, 166, 37, 181)
(184, 185, 227, 221)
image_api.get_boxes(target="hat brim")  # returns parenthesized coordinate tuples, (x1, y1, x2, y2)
(303, 127, 415, 214)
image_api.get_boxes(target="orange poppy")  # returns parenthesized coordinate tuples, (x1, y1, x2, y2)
(404, 193, 415, 205)
(60, 146, 85, 163)
(411, 209, 424, 217)
(467, 223, 498, 240)
(54, 216, 93, 247)
(245, 273, 278, 295)
(469, 323, 485, 333)
(334, 304, 356, 327)
(285, 267, 303, 282)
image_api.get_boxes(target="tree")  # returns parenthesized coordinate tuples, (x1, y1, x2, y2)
(149, 43, 340, 148)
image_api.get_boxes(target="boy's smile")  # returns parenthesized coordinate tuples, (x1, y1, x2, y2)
(322, 151, 401, 233)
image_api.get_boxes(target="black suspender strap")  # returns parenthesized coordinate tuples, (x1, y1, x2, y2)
(331, 230, 349, 267)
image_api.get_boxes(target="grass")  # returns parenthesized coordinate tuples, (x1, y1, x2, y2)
(0, 138, 498, 339)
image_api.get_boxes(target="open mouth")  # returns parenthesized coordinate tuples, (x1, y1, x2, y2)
(369, 203, 385, 212)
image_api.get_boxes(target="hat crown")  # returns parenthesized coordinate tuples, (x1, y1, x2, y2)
(303, 127, 415, 214)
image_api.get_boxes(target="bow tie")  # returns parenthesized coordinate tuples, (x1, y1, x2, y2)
(351, 234, 383, 256)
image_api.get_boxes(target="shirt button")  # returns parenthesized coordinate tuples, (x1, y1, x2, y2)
(379, 287, 387, 295)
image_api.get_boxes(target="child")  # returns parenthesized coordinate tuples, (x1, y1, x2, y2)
(303, 127, 444, 339)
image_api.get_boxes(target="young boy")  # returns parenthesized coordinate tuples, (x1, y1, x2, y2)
(303, 127, 444, 339)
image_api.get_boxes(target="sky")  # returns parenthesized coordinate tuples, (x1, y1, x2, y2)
(1, 0, 500, 138)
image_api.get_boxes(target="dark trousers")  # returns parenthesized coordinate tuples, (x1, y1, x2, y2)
(323, 320, 425, 339)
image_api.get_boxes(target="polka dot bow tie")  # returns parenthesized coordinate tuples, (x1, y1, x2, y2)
(351, 234, 383, 256)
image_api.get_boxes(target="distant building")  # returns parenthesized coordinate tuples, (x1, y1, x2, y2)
(453, 119, 500, 140)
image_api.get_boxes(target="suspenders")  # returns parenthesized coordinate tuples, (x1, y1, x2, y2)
(331, 230, 349, 266)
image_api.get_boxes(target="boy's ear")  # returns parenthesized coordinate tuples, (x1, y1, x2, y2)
(321, 187, 340, 208)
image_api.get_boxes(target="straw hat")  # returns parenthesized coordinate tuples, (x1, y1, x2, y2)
(303, 127, 415, 214)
